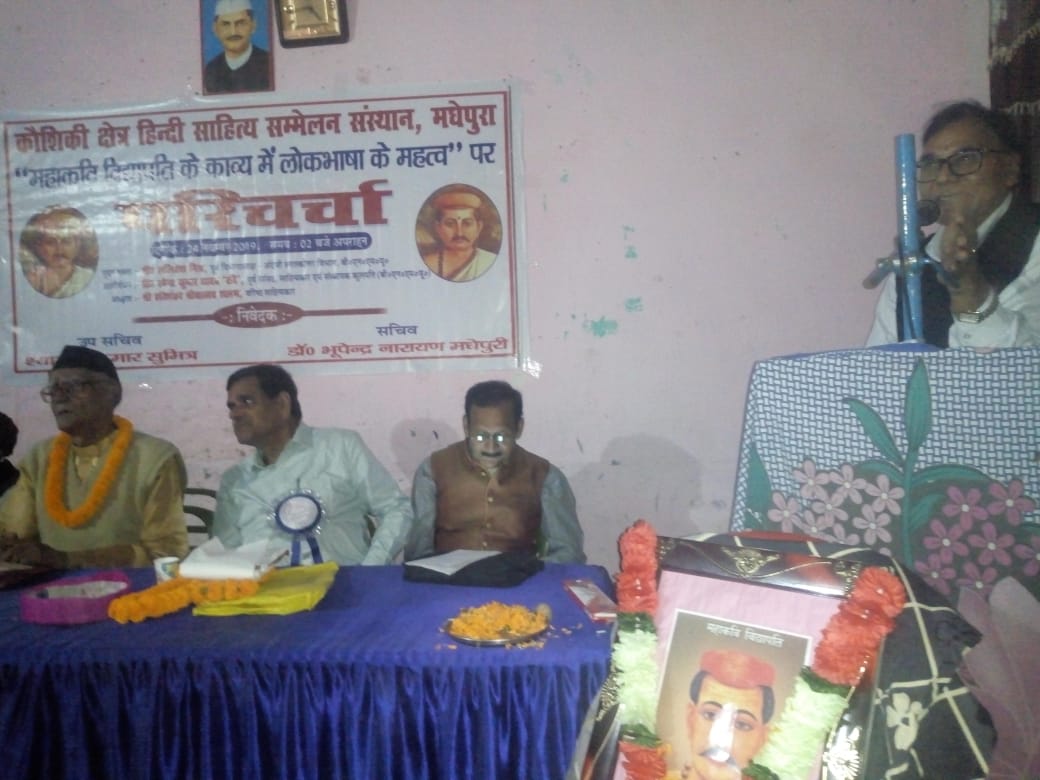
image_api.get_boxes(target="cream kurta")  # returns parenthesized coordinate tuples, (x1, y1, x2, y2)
(0, 424, 188, 566)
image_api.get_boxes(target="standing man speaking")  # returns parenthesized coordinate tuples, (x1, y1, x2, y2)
(867, 100, 1040, 347)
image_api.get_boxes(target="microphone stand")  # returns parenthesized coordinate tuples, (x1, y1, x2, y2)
(863, 134, 955, 342)
(894, 134, 925, 341)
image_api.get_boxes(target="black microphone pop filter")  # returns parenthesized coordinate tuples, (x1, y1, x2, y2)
(916, 198, 940, 227)
(862, 200, 940, 289)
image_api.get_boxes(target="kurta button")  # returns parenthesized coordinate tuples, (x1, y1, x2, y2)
(487, 496, 494, 503)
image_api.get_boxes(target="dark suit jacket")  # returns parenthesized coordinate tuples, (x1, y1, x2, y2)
(203, 46, 271, 94)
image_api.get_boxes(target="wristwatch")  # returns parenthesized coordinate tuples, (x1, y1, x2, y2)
(954, 288, 998, 324)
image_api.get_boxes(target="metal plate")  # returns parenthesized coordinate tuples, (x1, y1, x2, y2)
(443, 621, 549, 646)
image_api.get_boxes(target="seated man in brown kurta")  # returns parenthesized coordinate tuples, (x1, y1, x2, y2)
(0, 345, 188, 568)
(405, 380, 585, 563)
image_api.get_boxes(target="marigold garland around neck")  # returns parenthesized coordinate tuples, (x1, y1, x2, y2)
(44, 416, 133, 529)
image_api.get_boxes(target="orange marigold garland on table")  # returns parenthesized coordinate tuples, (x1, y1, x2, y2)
(44, 415, 134, 528)
(108, 576, 262, 623)
(614, 519, 669, 780)
(743, 566, 907, 780)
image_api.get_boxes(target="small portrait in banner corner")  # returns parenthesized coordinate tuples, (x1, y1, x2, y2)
(416, 184, 502, 282)
(19, 206, 99, 299)
(200, 0, 274, 95)
(656, 611, 810, 780)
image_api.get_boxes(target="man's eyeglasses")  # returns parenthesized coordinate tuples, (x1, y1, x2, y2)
(226, 397, 259, 412)
(916, 147, 1013, 183)
(469, 432, 514, 445)
(40, 379, 102, 403)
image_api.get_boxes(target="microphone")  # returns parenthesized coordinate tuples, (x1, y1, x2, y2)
(862, 200, 940, 288)
(916, 198, 939, 227)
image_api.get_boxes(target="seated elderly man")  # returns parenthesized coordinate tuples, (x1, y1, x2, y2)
(0, 345, 188, 567)
(406, 380, 585, 563)
(213, 363, 413, 565)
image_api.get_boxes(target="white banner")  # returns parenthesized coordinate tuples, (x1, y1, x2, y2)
(0, 82, 526, 381)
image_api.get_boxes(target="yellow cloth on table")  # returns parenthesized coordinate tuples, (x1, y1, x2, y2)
(193, 562, 339, 616)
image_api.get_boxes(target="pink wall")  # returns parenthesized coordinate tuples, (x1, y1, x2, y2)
(0, 1, 989, 568)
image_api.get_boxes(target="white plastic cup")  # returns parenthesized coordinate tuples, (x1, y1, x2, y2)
(154, 556, 179, 583)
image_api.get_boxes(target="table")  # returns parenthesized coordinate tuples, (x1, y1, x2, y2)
(0, 563, 614, 780)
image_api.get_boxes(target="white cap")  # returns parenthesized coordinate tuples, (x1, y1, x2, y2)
(214, 0, 253, 17)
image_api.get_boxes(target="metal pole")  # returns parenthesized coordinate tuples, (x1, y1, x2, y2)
(895, 133, 924, 341)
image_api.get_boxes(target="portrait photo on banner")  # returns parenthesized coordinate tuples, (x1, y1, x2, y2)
(200, 0, 275, 96)
(18, 205, 100, 300)
(414, 183, 503, 283)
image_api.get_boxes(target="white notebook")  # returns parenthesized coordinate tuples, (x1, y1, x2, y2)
(178, 537, 290, 580)
(404, 549, 501, 576)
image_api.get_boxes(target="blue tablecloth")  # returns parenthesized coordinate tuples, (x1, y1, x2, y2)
(0, 563, 614, 780)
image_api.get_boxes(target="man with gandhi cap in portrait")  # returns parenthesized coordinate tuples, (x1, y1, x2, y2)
(421, 186, 500, 282)
(204, 0, 272, 94)
(668, 649, 776, 780)
(0, 345, 188, 568)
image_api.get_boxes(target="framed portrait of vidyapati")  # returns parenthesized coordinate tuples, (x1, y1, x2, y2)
(592, 538, 876, 780)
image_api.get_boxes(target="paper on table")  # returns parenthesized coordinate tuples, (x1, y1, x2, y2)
(0, 561, 50, 591)
(193, 562, 339, 617)
(178, 537, 290, 580)
(404, 549, 501, 576)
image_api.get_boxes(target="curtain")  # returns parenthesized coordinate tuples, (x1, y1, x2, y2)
(991, 0, 1040, 202)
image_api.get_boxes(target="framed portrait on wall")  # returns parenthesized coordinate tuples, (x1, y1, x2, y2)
(276, 0, 350, 48)
(200, 0, 275, 96)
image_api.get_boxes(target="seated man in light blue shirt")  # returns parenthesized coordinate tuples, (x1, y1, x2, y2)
(213, 364, 413, 565)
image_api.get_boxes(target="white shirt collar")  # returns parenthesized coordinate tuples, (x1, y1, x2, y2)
(224, 45, 254, 71)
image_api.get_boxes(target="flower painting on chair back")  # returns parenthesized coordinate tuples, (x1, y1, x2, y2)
(741, 360, 1040, 600)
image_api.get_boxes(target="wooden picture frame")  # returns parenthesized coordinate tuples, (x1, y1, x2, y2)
(649, 539, 854, 779)
(579, 538, 877, 780)
(275, 0, 349, 48)
(200, 0, 275, 95)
